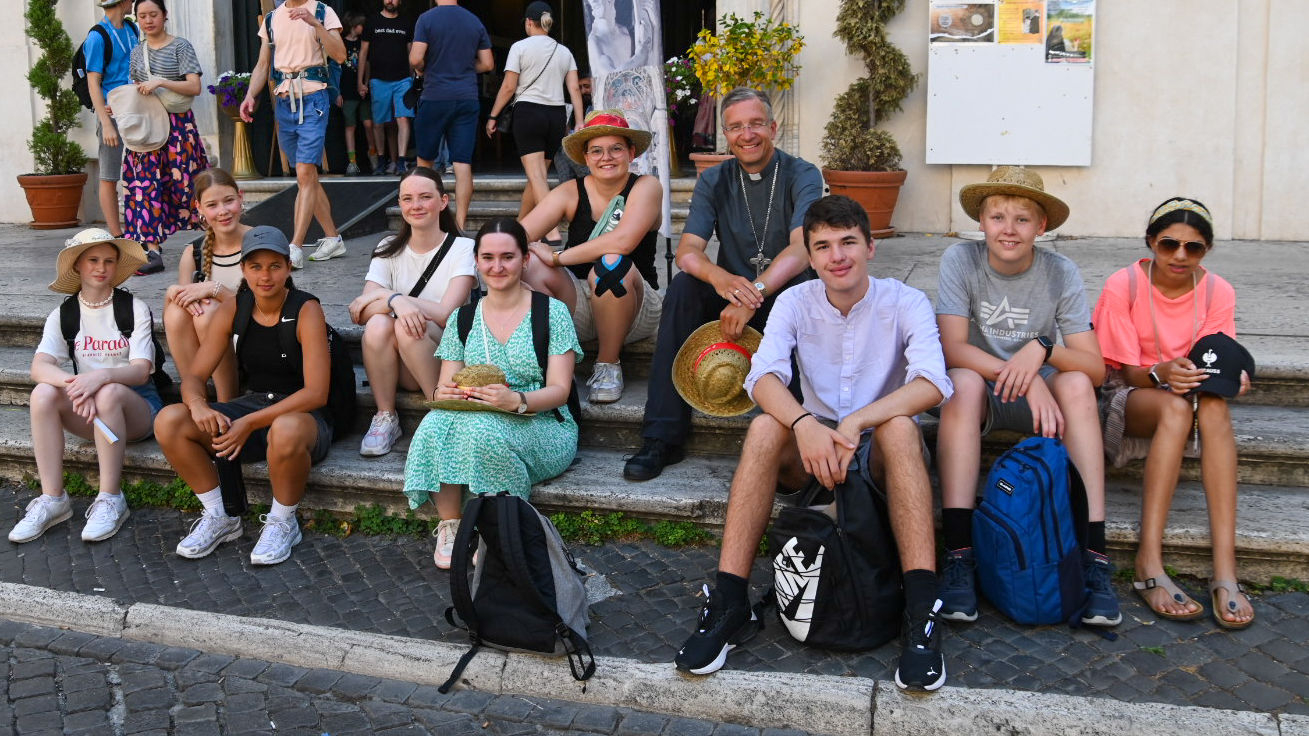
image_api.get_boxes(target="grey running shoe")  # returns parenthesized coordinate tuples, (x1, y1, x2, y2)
(587, 362, 624, 404)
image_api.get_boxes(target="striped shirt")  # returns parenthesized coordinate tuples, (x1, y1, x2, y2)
(129, 37, 203, 83)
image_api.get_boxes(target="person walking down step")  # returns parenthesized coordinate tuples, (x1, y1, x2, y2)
(12, 229, 161, 544)
(933, 166, 1121, 629)
(1092, 197, 1255, 629)
(349, 168, 476, 457)
(674, 197, 952, 692)
(240, 0, 348, 268)
(154, 227, 338, 566)
(623, 88, 823, 481)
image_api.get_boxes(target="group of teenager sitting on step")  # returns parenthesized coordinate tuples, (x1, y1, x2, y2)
(10, 87, 1254, 694)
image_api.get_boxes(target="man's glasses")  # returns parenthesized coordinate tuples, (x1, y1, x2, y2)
(722, 121, 770, 135)
(1155, 237, 1207, 257)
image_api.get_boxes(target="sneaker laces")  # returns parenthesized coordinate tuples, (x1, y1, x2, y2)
(434, 518, 459, 556)
(22, 495, 63, 526)
(366, 412, 397, 439)
(84, 497, 123, 525)
(1085, 553, 1114, 593)
(587, 363, 619, 388)
(255, 514, 294, 550)
(184, 511, 229, 542)
(943, 550, 975, 588)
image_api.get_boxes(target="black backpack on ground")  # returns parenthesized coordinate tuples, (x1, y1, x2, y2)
(60, 287, 173, 394)
(72, 20, 139, 110)
(764, 438, 904, 651)
(455, 290, 582, 423)
(439, 492, 595, 693)
(231, 287, 357, 434)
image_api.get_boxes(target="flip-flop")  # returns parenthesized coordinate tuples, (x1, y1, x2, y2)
(1209, 580, 1255, 630)
(1133, 576, 1205, 621)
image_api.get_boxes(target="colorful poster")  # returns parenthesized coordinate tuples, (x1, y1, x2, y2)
(1046, 0, 1094, 63)
(582, 0, 673, 238)
(930, 3, 997, 44)
(997, 1, 1044, 44)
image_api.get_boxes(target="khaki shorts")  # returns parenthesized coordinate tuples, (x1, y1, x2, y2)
(565, 269, 662, 344)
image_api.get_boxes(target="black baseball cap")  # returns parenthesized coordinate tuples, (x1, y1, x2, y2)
(1187, 332, 1256, 398)
(524, 1, 552, 21)
(241, 226, 291, 260)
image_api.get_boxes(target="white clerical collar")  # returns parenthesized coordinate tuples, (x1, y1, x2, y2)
(747, 171, 763, 182)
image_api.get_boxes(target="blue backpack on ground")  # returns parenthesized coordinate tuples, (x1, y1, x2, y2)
(973, 437, 1089, 626)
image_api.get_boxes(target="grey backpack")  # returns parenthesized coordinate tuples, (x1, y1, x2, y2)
(439, 493, 594, 692)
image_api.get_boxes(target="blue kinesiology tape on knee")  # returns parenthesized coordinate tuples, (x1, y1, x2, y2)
(592, 253, 632, 297)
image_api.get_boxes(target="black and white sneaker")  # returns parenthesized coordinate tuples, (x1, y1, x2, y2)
(674, 584, 761, 675)
(895, 599, 947, 692)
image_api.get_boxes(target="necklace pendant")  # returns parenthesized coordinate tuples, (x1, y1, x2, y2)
(749, 252, 772, 277)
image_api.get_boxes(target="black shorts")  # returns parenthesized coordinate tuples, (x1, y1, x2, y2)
(211, 391, 333, 464)
(511, 102, 567, 157)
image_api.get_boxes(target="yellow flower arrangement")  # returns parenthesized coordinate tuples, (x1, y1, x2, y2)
(688, 12, 804, 99)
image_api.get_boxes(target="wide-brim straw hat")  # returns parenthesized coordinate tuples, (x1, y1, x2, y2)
(958, 165, 1070, 231)
(561, 109, 652, 165)
(424, 364, 535, 415)
(672, 321, 763, 418)
(49, 228, 147, 294)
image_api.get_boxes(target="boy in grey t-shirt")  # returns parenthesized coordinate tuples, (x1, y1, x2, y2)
(933, 166, 1120, 628)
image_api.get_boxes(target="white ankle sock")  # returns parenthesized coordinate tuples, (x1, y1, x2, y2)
(196, 488, 226, 517)
(269, 500, 298, 521)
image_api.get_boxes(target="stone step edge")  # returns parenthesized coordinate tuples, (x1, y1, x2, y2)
(1, 430, 1306, 584)
(0, 583, 1290, 736)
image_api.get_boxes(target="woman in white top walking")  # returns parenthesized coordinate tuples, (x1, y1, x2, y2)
(485, 2, 585, 244)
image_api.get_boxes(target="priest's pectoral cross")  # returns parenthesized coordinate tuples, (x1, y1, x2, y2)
(749, 252, 772, 277)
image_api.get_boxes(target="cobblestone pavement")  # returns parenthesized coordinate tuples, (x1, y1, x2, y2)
(0, 618, 813, 736)
(3, 489, 1309, 718)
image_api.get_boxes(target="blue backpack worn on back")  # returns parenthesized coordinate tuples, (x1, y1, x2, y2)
(974, 437, 1090, 626)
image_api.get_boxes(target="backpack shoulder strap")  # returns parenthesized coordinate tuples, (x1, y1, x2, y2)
(456, 291, 481, 345)
(529, 291, 568, 423)
(192, 242, 205, 282)
(408, 232, 457, 298)
(111, 288, 135, 338)
(278, 289, 314, 366)
(264, 10, 275, 46)
(232, 289, 255, 357)
(89, 24, 112, 67)
(59, 296, 80, 375)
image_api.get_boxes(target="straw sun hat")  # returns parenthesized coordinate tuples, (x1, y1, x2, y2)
(49, 228, 147, 295)
(672, 321, 763, 418)
(425, 364, 535, 416)
(561, 109, 652, 165)
(958, 166, 1070, 231)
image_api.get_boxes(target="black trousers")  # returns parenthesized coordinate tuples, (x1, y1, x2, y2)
(641, 272, 779, 446)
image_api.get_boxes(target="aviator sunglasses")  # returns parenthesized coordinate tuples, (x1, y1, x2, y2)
(1155, 237, 1208, 257)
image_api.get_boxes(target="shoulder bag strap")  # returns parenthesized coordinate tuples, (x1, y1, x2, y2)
(407, 232, 457, 298)
(59, 297, 81, 375)
(232, 289, 255, 358)
(518, 41, 558, 97)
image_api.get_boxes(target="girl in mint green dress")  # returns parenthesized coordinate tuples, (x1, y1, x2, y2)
(402, 218, 581, 569)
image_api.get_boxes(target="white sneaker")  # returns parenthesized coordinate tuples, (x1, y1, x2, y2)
(289, 244, 305, 270)
(433, 518, 459, 570)
(250, 514, 302, 565)
(359, 411, 403, 457)
(8, 494, 73, 543)
(176, 511, 243, 559)
(308, 236, 346, 261)
(81, 495, 129, 542)
(587, 361, 624, 403)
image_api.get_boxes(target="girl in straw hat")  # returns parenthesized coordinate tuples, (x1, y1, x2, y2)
(163, 168, 250, 404)
(1091, 197, 1253, 629)
(403, 217, 581, 570)
(12, 229, 158, 545)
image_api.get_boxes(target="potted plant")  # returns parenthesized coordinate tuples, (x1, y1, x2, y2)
(18, 0, 89, 229)
(663, 55, 699, 177)
(208, 71, 260, 179)
(686, 11, 804, 176)
(819, 0, 917, 236)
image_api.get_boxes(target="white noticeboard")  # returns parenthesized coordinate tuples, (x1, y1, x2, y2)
(925, 0, 1096, 166)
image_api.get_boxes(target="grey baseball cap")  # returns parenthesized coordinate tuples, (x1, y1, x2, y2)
(241, 226, 291, 260)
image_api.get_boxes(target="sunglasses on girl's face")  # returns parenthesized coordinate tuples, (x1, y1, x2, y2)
(1156, 237, 1207, 256)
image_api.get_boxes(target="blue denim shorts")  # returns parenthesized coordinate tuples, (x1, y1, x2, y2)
(415, 98, 479, 164)
(274, 89, 330, 167)
(370, 77, 415, 123)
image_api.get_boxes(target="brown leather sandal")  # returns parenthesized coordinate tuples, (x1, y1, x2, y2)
(1133, 576, 1205, 621)
(1209, 580, 1254, 630)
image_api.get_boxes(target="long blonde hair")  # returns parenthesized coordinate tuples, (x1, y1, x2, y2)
(192, 168, 240, 281)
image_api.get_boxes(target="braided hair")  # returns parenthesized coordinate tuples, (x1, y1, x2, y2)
(192, 168, 241, 282)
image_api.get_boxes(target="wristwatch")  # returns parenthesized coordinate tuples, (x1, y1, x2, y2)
(1034, 335, 1055, 362)
(515, 392, 529, 414)
(1148, 365, 1164, 388)
(753, 281, 768, 297)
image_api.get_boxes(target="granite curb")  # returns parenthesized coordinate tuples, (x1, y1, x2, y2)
(0, 581, 1298, 736)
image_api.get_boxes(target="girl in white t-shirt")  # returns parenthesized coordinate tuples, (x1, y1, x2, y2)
(348, 167, 476, 456)
(164, 168, 250, 402)
(12, 230, 160, 546)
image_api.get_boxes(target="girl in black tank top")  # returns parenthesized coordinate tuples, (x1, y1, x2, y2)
(564, 173, 659, 288)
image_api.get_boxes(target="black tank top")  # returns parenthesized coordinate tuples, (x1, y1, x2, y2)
(564, 174, 659, 289)
(238, 319, 304, 395)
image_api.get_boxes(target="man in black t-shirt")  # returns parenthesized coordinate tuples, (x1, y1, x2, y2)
(623, 88, 824, 481)
(359, 0, 415, 175)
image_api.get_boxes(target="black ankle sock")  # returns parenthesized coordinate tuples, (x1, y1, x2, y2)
(715, 571, 749, 607)
(903, 569, 939, 615)
(942, 508, 973, 551)
(1087, 522, 1106, 555)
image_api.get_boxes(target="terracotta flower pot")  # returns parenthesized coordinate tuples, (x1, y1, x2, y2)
(822, 168, 908, 238)
(690, 152, 733, 178)
(17, 173, 88, 230)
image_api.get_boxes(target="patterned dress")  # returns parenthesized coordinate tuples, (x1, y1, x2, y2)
(121, 37, 208, 246)
(402, 296, 582, 509)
